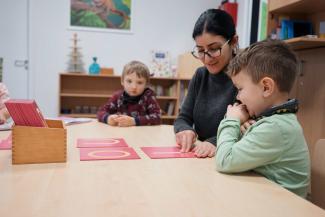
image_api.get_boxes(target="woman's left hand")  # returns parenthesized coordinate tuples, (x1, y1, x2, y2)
(193, 141, 216, 158)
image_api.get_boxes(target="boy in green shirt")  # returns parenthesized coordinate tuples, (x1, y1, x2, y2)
(216, 40, 310, 197)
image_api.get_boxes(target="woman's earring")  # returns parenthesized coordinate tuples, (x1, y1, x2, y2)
(232, 44, 239, 55)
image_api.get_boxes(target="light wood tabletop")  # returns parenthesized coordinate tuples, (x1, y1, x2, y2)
(0, 121, 324, 217)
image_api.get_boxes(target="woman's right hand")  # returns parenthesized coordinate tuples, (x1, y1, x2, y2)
(175, 130, 197, 152)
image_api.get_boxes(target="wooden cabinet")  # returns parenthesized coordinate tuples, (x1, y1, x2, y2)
(268, 0, 325, 153)
(59, 73, 190, 125)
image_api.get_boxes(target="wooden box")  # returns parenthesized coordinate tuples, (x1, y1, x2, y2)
(100, 67, 114, 75)
(12, 119, 67, 164)
(177, 52, 203, 79)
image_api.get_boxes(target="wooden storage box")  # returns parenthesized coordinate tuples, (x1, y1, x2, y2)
(12, 119, 67, 164)
(177, 52, 203, 79)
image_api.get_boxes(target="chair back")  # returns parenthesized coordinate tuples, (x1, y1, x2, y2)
(311, 139, 325, 209)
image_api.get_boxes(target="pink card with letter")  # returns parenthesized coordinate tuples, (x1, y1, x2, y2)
(76, 138, 128, 148)
(0, 134, 12, 150)
(80, 147, 140, 161)
(141, 146, 196, 159)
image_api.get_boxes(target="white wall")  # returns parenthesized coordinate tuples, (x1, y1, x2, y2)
(28, 0, 251, 117)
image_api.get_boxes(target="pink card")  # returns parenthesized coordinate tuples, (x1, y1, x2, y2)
(80, 147, 140, 161)
(76, 138, 128, 148)
(0, 134, 12, 150)
(141, 146, 196, 159)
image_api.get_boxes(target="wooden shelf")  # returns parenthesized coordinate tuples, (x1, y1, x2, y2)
(267, 0, 325, 154)
(60, 72, 121, 79)
(61, 93, 177, 99)
(285, 37, 325, 50)
(60, 93, 112, 98)
(269, 0, 325, 14)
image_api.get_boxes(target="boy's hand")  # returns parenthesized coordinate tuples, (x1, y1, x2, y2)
(107, 114, 119, 126)
(175, 130, 196, 152)
(240, 119, 256, 134)
(193, 141, 215, 158)
(226, 103, 249, 124)
(115, 115, 136, 127)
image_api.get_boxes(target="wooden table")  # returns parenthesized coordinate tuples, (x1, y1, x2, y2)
(0, 121, 324, 217)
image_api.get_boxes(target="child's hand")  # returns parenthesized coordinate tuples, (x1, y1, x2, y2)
(226, 103, 249, 124)
(115, 115, 136, 127)
(240, 119, 256, 134)
(107, 114, 119, 126)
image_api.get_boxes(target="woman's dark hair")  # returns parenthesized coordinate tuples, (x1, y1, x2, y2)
(192, 9, 236, 41)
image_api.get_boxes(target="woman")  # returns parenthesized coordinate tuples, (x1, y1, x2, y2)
(174, 9, 238, 158)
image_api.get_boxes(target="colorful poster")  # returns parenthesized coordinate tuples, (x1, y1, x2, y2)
(70, 0, 132, 33)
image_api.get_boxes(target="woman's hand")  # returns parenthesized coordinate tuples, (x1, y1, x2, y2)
(193, 141, 216, 158)
(175, 130, 196, 152)
(240, 119, 256, 134)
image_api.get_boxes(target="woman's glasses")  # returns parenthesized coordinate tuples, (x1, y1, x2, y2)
(191, 39, 230, 59)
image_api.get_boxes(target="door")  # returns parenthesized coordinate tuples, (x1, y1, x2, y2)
(0, 0, 29, 99)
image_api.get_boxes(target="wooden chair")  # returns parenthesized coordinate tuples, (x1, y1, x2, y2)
(311, 139, 325, 209)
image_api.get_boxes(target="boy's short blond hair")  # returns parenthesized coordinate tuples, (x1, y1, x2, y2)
(122, 61, 151, 83)
(227, 39, 298, 93)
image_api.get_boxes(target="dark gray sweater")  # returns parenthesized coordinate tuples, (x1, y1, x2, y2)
(174, 67, 237, 145)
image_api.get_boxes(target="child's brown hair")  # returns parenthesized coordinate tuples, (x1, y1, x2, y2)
(122, 60, 151, 83)
(227, 39, 298, 93)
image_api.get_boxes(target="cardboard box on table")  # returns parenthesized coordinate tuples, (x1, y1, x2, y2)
(12, 119, 67, 164)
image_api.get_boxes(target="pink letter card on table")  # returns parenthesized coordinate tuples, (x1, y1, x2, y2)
(76, 138, 128, 148)
(141, 146, 196, 159)
(80, 147, 140, 161)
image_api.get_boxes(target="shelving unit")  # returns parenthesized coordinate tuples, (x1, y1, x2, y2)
(267, 0, 325, 154)
(59, 73, 190, 125)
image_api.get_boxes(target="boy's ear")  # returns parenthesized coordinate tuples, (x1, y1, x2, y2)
(260, 77, 275, 97)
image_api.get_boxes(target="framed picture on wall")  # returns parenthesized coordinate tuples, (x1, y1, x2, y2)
(69, 0, 132, 33)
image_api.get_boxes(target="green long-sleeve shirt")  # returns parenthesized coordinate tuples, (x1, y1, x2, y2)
(216, 114, 310, 197)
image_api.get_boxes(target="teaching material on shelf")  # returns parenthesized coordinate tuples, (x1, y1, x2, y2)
(100, 67, 114, 75)
(66, 33, 85, 73)
(166, 101, 175, 116)
(5, 99, 48, 127)
(141, 146, 196, 159)
(76, 138, 128, 148)
(80, 147, 140, 161)
(150, 50, 172, 77)
(320, 21, 325, 38)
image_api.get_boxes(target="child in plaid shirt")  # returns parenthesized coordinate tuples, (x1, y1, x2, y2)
(97, 61, 161, 127)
